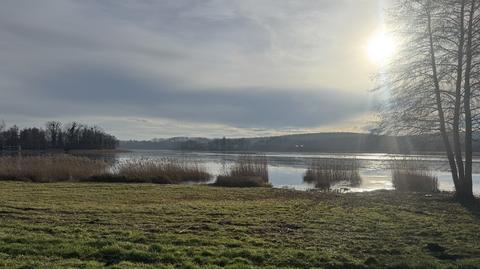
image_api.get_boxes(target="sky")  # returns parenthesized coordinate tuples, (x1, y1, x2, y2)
(0, 0, 389, 140)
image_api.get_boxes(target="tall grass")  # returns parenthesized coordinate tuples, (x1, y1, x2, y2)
(214, 154, 270, 187)
(391, 159, 438, 193)
(303, 159, 361, 190)
(105, 158, 211, 184)
(228, 155, 269, 182)
(0, 155, 211, 184)
(0, 154, 108, 182)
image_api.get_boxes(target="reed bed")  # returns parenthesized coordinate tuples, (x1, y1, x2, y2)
(303, 159, 362, 190)
(102, 158, 211, 184)
(0, 154, 108, 182)
(0, 155, 211, 184)
(391, 159, 438, 193)
(214, 154, 270, 187)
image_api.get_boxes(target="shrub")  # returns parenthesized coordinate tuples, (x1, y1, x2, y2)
(0, 154, 108, 182)
(303, 159, 361, 190)
(391, 159, 438, 193)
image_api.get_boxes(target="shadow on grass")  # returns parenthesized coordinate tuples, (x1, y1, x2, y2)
(459, 197, 480, 219)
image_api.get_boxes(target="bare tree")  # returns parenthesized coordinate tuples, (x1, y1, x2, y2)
(462, 0, 478, 198)
(0, 120, 5, 149)
(45, 121, 62, 149)
(380, 0, 479, 200)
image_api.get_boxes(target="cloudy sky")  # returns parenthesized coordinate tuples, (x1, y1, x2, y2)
(0, 0, 388, 140)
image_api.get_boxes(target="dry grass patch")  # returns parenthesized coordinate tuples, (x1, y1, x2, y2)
(303, 159, 361, 190)
(0, 155, 211, 184)
(214, 155, 270, 187)
(0, 154, 107, 182)
(111, 158, 211, 184)
(391, 159, 438, 193)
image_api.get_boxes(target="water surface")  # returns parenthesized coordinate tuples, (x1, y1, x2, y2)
(93, 150, 480, 194)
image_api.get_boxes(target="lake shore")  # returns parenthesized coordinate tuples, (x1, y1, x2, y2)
(67, 148, 131, 155)
(0, 182, 479, 268)
(0, 149, 131, 155)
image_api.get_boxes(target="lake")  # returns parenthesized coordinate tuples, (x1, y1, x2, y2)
(93, 150, 480, 194)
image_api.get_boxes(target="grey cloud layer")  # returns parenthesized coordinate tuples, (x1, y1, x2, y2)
(3, 64, 369, 128)
(0, 0, 380, 137)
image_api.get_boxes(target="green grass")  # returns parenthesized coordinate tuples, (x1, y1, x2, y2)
(0, 182, 479, 268)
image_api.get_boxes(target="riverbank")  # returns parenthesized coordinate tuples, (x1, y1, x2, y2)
(0, 182, 478, 268)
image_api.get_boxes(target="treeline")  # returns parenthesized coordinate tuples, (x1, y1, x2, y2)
(0, 121, 119, 151)
(120, 133, 480, 153)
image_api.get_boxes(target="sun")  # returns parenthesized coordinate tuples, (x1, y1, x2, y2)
(367, 31, 395, 64)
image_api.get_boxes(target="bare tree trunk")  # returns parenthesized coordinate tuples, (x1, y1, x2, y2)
(462, 0, 476, 201)
(453, 0, 466, 184)
(427, 5, 462, 191)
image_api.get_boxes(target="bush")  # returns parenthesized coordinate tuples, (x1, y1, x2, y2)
(391, 159, 438, 193)
(214, 176, 270, 187)
(0, 154, 108, 182)
(303, 159, 361, 190)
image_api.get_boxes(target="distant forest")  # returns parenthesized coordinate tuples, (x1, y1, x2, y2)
(0, 121, 119, 151)
(120, 133, 480, 154)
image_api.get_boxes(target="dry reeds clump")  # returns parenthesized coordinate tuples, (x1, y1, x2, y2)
(391, 159, 438, 193)
(214, 154, 270, 187)
(0, 154, 108, 182)
(106, 158, 211, 184)
(229, 155, 269, 182)
(303, 159, 361, 190)
(0, 155, 211, 184)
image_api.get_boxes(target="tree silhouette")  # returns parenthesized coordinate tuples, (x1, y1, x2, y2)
(380, 0, 479, 200)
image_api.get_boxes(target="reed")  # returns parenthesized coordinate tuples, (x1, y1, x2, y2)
(108, 158, 211, 184)
(214, 154, 270, 187)
(0, 155, 211, 184)
(229, 155, 269, 182)
(0, 154, 108, 182)
(391, 159, 438, 193)
(303, 159, 361, 190)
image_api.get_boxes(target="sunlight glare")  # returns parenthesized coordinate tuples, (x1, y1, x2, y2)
(367, 31, 395, 64)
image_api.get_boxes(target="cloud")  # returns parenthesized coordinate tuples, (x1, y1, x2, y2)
(2, 64, 372, 127)
(0, 0, 383, 139)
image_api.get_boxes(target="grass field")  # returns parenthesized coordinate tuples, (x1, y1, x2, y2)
(0, 182, 479, 268)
